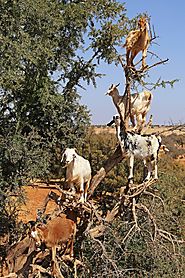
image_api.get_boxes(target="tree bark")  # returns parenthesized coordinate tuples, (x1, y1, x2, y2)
(89, 146, 127, 196)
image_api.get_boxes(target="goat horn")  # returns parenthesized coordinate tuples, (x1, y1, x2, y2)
(116, 83, 120, 87)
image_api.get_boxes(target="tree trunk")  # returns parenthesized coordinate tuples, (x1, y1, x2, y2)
(89, 146, 127, 196)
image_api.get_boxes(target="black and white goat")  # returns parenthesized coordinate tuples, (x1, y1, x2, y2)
(107, 115, 162, 183)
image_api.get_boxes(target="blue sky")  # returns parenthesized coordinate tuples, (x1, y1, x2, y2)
(79, 1, 185, 125)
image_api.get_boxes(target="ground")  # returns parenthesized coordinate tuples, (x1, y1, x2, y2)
(18, 183, 61, 222)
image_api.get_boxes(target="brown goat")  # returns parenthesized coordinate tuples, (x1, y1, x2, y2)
(124, 17, 150, 69)
(31, 213, 76, 278)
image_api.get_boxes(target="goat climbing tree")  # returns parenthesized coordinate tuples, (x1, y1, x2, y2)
(1, 9, 184, 278)
(89, 16, 169, 196)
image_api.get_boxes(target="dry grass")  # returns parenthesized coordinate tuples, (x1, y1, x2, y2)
(91, 125, 185, 136)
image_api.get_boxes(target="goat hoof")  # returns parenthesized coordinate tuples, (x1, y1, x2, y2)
(79, 198, 84, 204)
(128, 178, 134, 185)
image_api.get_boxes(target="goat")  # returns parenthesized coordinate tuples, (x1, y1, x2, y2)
(108, 115, 162, 183)
(30, 213, 76, 278)
(61, 148, 91, 203)
(124, 16, 150, 69)
(106, 84, 152, 133)
(107, 114, 122, 142)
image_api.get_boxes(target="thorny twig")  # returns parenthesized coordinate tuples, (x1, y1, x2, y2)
(136, 203, 157, 240)
(92, 237, 120, 276)
(143, 190, 165, 210)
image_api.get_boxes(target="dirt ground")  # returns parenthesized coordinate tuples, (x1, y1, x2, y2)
(18, 184, 61, 223)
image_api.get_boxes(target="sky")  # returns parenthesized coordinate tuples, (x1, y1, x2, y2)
(79, 0, 185, 126)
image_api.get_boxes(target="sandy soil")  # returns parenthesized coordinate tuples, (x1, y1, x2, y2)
(18, 184, 61, 223)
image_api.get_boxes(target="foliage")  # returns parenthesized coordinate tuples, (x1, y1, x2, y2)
(162, 133, 185, 158)
(0, 0, 129, 257)
(78, 131, 185, 278)
(0, 1, 184, 276)
(0, 2, 131, 268)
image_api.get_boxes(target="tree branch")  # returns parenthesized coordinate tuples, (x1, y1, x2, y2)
(89, 145, 126, 196)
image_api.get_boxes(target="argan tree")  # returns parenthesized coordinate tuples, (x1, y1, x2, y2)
(0, 0, 128, 262)
(0, 0, 128, 186)
(1, 1, 184, 277)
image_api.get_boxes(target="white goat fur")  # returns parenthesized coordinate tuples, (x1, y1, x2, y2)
(106, 84, 152, 133)
(109, 115, 161, 183)
(61, 148, 91, 203)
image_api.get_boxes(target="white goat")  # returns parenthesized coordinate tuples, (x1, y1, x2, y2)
(61, 148, 91, 203)
(108, 115, 162, 183)
(106, 84, 152, 133)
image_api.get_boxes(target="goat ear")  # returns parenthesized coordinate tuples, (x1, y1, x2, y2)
(116, 83, 120, 87)
(37, 224, 47, 231)
(107, 119, 114, 127)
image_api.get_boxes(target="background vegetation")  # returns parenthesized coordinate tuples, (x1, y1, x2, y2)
(78, 130, 185, 277)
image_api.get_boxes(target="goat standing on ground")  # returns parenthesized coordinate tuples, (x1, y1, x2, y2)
(106, 84, 152, 133)
(61, 148, 91, 203)
(124, 16, 150, 69)
(108, 115, 162, 183)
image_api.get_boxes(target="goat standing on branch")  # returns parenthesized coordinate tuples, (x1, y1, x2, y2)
(61, 148, 91, 203)
(108, 115, 162, 184)
(106, 84, 152, 133)
(123, 16, 150, 69)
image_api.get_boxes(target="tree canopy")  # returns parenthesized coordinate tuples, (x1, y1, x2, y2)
(0, 0, 128, 185)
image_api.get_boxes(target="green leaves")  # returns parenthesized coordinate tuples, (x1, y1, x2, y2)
(0, 0, 129, 186)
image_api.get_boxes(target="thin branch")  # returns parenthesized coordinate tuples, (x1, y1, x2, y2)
(157, 124, 185, 136)
(147, 50, 163, 61)
(120, 179, 157, 199)
(121, 224, 137, 244)
(143, 190, 165, 210)
(157, 229, 177, 254)
(141, 58, 169, 72)
(132, 198, 138, 228)
(136, 203, 157, 240)
(92, 237, 120, 276)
